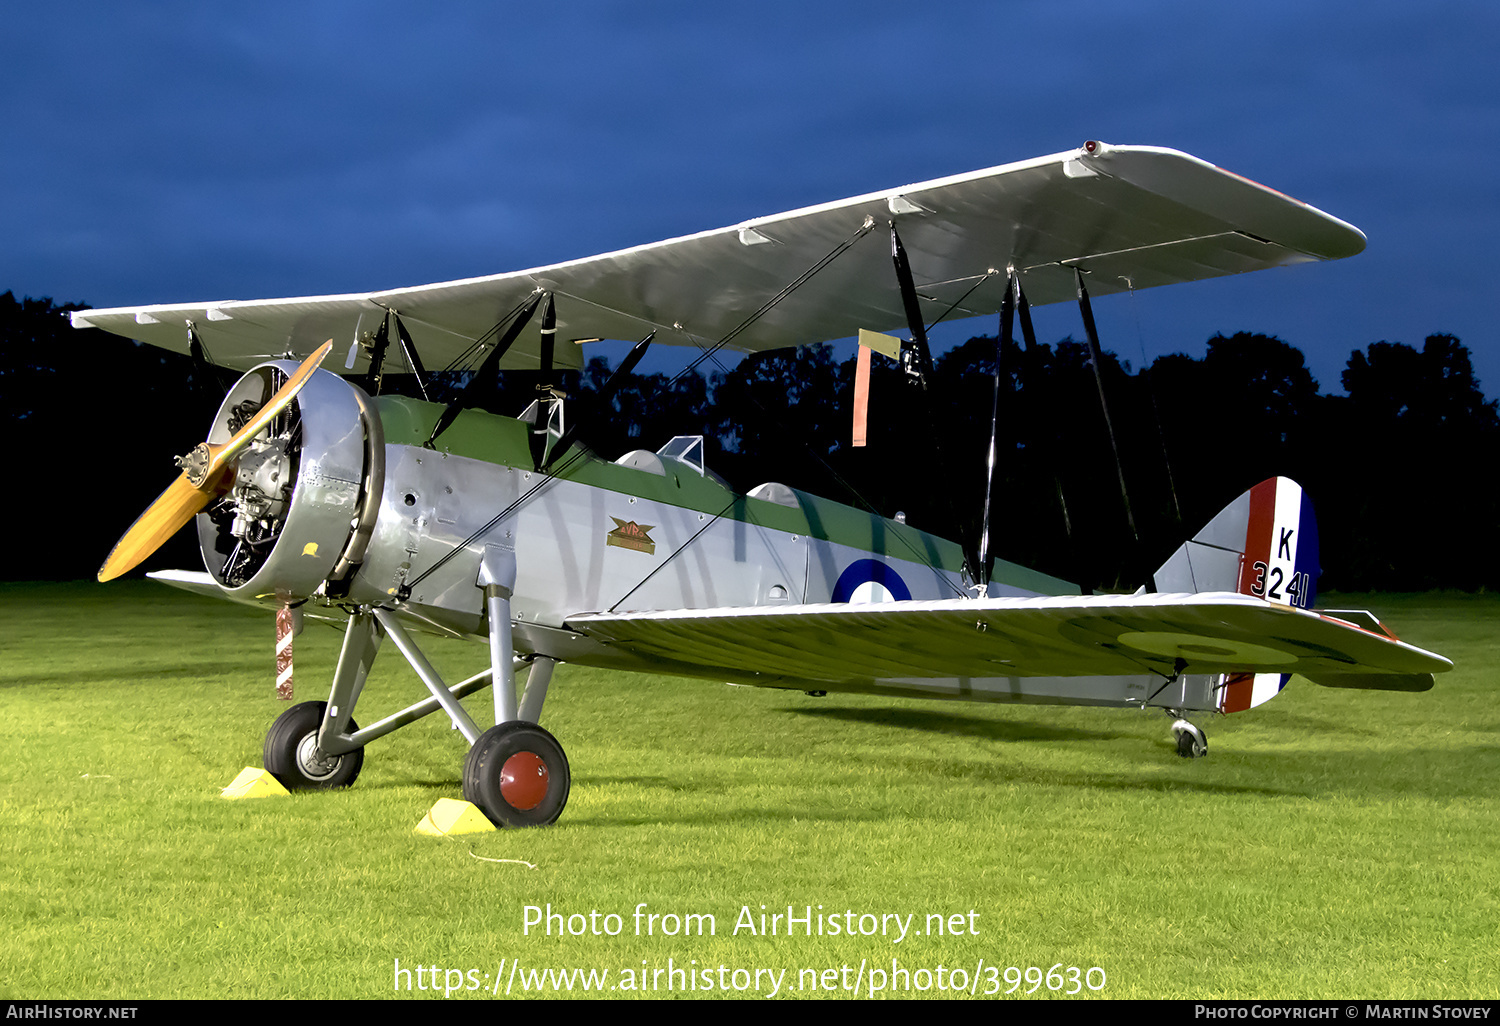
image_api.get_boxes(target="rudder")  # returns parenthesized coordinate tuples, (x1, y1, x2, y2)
(1153, 476, 1320, 607)
(1151, 477, 1321, 712)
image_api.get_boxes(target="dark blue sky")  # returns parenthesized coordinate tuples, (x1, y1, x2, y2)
(6, 1, 1496, 394)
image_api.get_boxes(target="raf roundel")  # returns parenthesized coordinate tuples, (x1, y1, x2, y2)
(832, 559, 913, 604)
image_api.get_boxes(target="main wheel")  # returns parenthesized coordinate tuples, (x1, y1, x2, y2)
(264, 701, 364, 789)
(463, 722, 570, 827)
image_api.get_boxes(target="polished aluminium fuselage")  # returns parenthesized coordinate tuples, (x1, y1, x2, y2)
(209, 375, 1219, 713)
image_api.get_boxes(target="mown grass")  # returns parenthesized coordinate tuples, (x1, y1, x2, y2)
(2, 583, 1495, 999)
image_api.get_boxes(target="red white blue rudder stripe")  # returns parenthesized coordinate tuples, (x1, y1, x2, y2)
(1150, 477, 1320, 713)
(1235, 477, 1320, 611)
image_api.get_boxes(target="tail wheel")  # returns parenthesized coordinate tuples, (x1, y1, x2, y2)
(1171, 718, 1208, 759)
(463, 722, 570, 827)
(264, 700, 364, 789)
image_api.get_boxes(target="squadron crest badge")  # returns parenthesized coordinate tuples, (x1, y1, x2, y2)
(607, 518, 657, 555)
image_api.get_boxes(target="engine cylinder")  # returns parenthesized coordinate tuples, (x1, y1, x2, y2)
(196, 363, 381, 600)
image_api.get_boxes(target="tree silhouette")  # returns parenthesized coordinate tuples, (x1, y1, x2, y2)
(2, 292, 217, 579)
(5, 289, 1496, 588)
(1328, 334, 1500, 588)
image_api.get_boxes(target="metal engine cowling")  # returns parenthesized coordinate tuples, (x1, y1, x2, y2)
(196, 362, 384, 600)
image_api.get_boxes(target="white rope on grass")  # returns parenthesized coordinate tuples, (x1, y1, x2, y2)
(468, 849, 537, 869)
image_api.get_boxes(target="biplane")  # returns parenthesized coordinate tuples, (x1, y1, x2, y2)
(76, 141, 1451, 827)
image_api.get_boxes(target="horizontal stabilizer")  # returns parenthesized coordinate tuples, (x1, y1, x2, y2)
(1302, 671, 1435, 692)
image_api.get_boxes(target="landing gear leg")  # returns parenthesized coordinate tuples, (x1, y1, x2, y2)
(517, 657, 556, 724)
(465, 547, 571, 826)
(264, 608, 380, 788)
(480, 545, 519, 724)
(1170, 715, 1207, 758)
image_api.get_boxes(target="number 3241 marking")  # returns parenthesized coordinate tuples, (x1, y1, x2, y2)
(1249, 561, 1310, 607)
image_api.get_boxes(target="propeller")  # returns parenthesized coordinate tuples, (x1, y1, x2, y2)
(98, 341, 334, 583)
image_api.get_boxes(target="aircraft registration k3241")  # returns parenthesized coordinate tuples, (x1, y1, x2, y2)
(78, 142, 1451, 827)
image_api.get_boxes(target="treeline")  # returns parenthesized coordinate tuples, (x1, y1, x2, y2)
(6, 291, 1497, 590)
(548, 330, 1500, 593)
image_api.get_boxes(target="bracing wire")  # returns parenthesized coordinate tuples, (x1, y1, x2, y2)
(402, 217, 933, 596)
(1125, 282, 1184, 530)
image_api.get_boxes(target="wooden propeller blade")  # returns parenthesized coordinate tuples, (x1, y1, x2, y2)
(202, 340, 333, 481)
(97, 473, 223, 582)
(97, 341, 333, 583)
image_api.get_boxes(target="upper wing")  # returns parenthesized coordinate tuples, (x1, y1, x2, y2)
(71, 142, 1364, 372)
(565, 592, 1446, 689)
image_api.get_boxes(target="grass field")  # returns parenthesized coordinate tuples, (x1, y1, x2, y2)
(2, 582, 1496, 1000)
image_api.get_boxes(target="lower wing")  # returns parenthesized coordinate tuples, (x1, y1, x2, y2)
(565, 592, 1448, 692)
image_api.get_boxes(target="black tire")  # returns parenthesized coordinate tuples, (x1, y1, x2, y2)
(264, 700, 364, 789)
(463, 721, 570, 827)
(1175, 727, 1207, 759)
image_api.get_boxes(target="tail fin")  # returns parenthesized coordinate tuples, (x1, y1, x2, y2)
(1153, 476, 1320, 608)
(1152, 477, 1321, 712)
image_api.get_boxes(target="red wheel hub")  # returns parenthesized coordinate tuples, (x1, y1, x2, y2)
(499, 751, 549, 811)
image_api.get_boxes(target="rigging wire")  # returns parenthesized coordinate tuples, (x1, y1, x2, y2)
(401, 217, 925, 596)
(658, 216, 879, 394)
(1125, 281, 1184, 531)
(437, 294, 539, 376)
(924, 270, 999, 334)
(1075, 268, 1138, 544)
(667, 321, 971, 601)
(606, 494, 745, 613)
(647, 224, 976, 598)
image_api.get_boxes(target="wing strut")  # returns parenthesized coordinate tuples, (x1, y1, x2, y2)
(537, 291, 556, 377)
(398, 329, 659, 601)
(1075, 268, 1138, 544)
(359, 313, 391, 396)
(543, 330, 656, 472)
(392, 314, 432, 401)
(186, 322, 229, 396)
(1015, 274, 1077, 561)
(889, 225, 935, 388)
(891, 223, 976, 579)
(528, 293, 558, 470)
(977, 271, 1018, 594)
(425, 291, 544, 448)
(405, 219, 881, 597)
